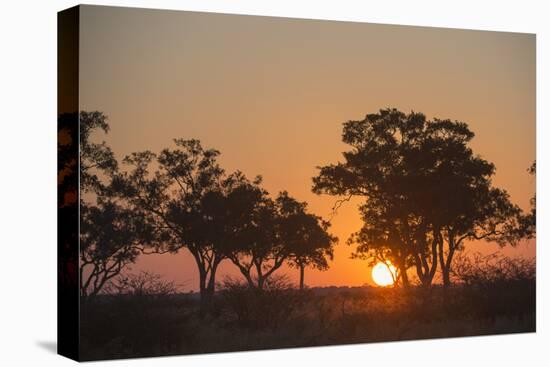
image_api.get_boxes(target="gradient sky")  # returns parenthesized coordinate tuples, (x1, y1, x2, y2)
(79, 5, 535, 290)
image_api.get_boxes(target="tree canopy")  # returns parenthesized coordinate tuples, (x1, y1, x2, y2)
(313, 108, 524, 287)
(111, 139, 337, 300)
(78, 111, 150, 297)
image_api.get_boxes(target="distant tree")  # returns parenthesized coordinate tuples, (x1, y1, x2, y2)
(280, 192, 337, 290)
(313, 108, 523, 287)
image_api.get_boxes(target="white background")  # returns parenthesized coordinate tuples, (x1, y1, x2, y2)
(0, 0, 547, 365)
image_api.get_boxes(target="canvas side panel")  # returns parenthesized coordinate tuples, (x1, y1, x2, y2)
(57, 5, 80, 362)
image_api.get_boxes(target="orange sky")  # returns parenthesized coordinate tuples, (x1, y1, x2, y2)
(79, 5, 535, 290)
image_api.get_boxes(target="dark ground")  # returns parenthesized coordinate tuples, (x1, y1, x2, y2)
(79, 279, 535, 361)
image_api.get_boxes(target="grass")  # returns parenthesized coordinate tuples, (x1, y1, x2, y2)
(79, 279, 535, 361)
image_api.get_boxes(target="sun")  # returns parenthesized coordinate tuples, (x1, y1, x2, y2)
(371, 262, 397, 287)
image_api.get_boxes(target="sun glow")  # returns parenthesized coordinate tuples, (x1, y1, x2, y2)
(371, 262, 397, 287)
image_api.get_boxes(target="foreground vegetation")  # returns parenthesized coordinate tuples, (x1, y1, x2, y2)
(80, 255, 535, 361)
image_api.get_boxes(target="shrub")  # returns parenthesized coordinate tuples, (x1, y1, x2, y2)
(219, 275, 308, 331)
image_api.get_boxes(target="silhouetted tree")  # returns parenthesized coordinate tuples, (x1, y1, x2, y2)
(280, 192, 337, 290)
(348, 196, 429, 287)
(313, 108, 523, 287)
(58, 113, 79, 295)
(80, 111, 118, 194)
(216, 181, 333, 290)
(422, 119, 523, 286)
(519, 161, 536, 239)
(112, 139, 236, 306)
(225, 189, 287, 290)
(78, 111, 154, 297)
(80, 199, 163, 297)
(195, 172, 267, 289)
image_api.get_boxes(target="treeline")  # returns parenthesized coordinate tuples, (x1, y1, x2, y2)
(312, 108, 535, 288)
(72, 108, 535, 306)
(76, 112, 337, 304)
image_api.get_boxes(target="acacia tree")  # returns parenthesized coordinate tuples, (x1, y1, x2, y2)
(313, 109, 443, 287)
(279, 192, 337, 290)
(218, 182, 333, 290)
(422, 120, 523, 286)
(196, 173, 268, 289)
(435, 187, 522, 286)
(78, 111, 146, 297)
(313, 108, 523, 287)
(349, 197, 436, 287)
(80, 199, 163, 297)
(112, 139, 234, 305)
(80, 111, 118, 194)
(225, 190, 287, 290)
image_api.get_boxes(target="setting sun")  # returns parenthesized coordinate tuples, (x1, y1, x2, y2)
(372, 262, 397, 287)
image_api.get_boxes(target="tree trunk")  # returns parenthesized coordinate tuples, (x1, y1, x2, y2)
(442, 267, 451, 288)
(439, 230, 457, 288)
(440, 247, 455, 288)
(197, 266, 210, 313)
(414, 244, 438, 288)
(229, 256, 255, 288)
(414, 255, 430, 287)
(427, 232, 440, 285)
(255, 261, 266, 290)
(191, 252, 214, 314)
(299, 264, 305, 290)
(257, 275, 265, 290)
(243, 272, 255, 288)
(399, 264, 410, 288)
(206, 259, 221, 294)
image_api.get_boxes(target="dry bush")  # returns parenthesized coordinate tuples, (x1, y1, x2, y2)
(80, 271, 195, 360)
(218, 275, 308, 331)
(103, 271, 182, 297)
(450, 252, 535, 323)
(452, 252, 535, 286)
